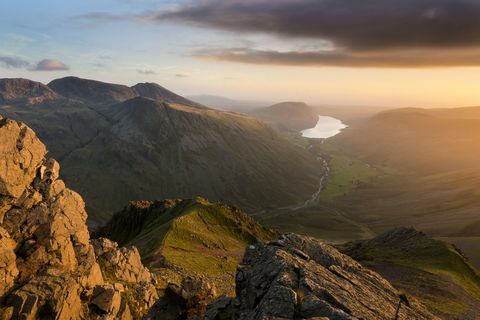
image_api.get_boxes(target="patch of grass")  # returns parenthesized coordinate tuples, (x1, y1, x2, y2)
(419, 297, 468, 316)
(98, 198, 276, 295)
(316, 141, 394, 201)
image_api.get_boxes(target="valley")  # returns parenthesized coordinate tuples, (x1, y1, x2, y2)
(3, 1, 480, 319)
(2, 77, 480, 319)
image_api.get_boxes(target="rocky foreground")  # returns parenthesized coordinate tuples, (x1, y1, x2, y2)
(0, 116, 158, 319)
(0, 116, 439, 319)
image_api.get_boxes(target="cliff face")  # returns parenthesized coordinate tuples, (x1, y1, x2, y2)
(0, 116, 157, 319)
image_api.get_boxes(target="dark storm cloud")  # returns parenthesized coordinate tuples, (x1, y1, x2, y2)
(157, 0, 480, 51)
(0, 56, 30, 69)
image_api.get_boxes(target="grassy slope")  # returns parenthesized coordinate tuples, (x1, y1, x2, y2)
(317, 107, 480, 266)
(96, 197, 276, 295)
(259, 138, 385, 242)
(340, 228, 480, 319)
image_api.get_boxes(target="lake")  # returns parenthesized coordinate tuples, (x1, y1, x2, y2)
(301, 116, 347, 139)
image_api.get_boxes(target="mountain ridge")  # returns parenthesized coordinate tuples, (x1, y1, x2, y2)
(0, 76, 325, 224)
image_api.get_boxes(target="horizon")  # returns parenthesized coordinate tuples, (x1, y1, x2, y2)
(2, 0, 480, 108)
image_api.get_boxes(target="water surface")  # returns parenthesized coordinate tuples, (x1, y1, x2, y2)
(301, 116, 347, 139)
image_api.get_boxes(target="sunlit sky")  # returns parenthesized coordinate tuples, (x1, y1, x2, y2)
(2, 0, 480, 108)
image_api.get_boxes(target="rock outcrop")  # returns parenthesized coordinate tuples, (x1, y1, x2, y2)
(0, 116, 158, 319)
(231, 233, 439, 320)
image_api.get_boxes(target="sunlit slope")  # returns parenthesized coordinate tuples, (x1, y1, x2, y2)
(333, 107, 480, 173)
(95, 197, 276, 294)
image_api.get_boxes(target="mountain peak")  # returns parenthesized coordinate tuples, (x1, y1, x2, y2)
(0, 78, 57, 105)
(48, 76, 137, 105)
(132, 82, 203, 107)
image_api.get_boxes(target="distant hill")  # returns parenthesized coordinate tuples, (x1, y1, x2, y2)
(48, 76, 201, 107)
(325, 106, 480, 259)
(250, 101, 318, 132)
(333, 107, 480, 173)
(95, 197, 276, 295)
(0, 78, 57, 104)
(340, 228, 480, 319)
(132, 82, 203, 107)
(48, 76, 137, 105)
(187, 94, 271, 111)
(0, 77, 324, 225)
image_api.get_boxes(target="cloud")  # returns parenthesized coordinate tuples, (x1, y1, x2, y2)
(31, 59, 69, 71)
(157, 0, 480, 50)
(175, 73, 188, 78)
(193, 47, 480, 68)
(154, 0, 480, 67)
(137, 69, 157, 75)
(0, 55, 30, 69)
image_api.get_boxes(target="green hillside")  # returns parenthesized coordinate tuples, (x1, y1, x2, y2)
(95, 197, 277, 294)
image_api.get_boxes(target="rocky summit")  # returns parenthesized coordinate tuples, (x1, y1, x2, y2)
(0, 116, 157, 319)
(229, 233, 439, 320)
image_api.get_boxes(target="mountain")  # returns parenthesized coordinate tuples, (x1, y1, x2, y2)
(340, 228, 480, 319)
(187, 94, 271, 111)
(0, 77, 324, 225)
(48, 77, 202, 107)
(0, 116, 159, 319)
(95, 197, 276, 295)
(1, 117, 444, 320)
(132, 82, 202, 107)
(332, 107, 480, 173)
(0, 78, 57, 105)
(323, 106, 480, 258)
(48, 76, 137, 105)
(250, 101, 318, 132)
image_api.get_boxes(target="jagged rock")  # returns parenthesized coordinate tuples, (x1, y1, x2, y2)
(91, 285, 122, 315)
(0, 117, 46, 200)
(233, 233, 439, 320)
(92, 238, 153, 283)
(0, 118, 158, 319)
(0, 228, 17, 298)
(204, 296, 233, 320)
(92, 238, 158, 318)
(148, 277, 217, 320)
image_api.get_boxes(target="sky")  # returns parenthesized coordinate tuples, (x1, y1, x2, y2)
(1, 0, 480, 108)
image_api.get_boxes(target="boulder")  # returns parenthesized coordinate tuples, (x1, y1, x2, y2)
(91, 285, 122, 315)
(233, 234, 440, 320)
(0, 117, 46, 199)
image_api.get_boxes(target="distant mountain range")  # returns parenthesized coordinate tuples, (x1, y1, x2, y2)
(187, 94, 272, 111)
(0, 77, 324, 226)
